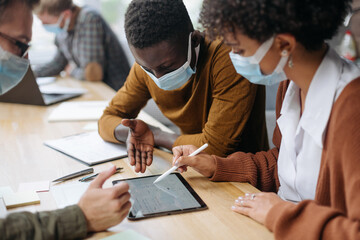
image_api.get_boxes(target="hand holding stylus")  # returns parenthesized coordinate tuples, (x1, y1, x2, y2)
(171, 144, 216, 178)
(154, 143, 209, 183)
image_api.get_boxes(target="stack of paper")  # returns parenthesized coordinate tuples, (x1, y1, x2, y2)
(0, 186, 40, 209)
(3, 192, 40, 209)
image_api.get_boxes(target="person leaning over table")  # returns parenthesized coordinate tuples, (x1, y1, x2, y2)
(0, 0, 130, 239)
(32, 0, 130, 91)
(98, 0, 269, 173)
(172, 0, 360, 239)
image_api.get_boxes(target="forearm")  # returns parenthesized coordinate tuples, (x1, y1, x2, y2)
(0, 205, 87, 240)
(210, 148, 280, 192)
(33, 61, 65, 77)
(33, 51, 68, 77)
(71, 67, 85, 80)
(174, 133, 235, 157)
(114, 123, 178, 150)
(152, 127, 179, 150)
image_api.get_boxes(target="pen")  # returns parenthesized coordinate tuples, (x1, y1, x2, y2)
(78, 167, 123, 182)
(153, 143, 209, 184)
(53, 168, 94, 182)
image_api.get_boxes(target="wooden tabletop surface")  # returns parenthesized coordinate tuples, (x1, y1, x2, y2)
(0, 78, 273, 240)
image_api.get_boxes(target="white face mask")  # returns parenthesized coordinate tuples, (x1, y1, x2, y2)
(141, 33, 200, 91)
(229, 36, 289, 86)
(43, 12, 71, 35)
(0, 46, 29, 95)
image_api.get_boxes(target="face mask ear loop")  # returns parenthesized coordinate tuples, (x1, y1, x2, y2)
(0, 46, 9, 60)
(56, 13, 65, 26)
(186, 33, 193, 63)
(250, 37, 275, 64)
(274, 55, 289, 74)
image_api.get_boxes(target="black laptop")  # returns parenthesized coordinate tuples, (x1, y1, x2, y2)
(0, 67, 83, 106)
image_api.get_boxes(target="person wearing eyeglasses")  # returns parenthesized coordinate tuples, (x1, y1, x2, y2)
(0, 32, 30, 58)
(32, 0, 130, 91)
(0, 0, 131, 239)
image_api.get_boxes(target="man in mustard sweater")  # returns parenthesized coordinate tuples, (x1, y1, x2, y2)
(98, 0, 268, 173)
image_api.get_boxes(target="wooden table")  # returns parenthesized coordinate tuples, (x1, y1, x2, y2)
(0, 78, 274, 240)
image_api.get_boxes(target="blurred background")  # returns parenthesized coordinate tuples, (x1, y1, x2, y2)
(29, 0, 203, 66)
(28, 0, 360, 148)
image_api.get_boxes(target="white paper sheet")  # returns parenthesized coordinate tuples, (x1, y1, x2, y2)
(40, 85, 87, 95)
(44, 131, 127, 165)
(36, 77, 56, 86)
(51, 182, 90, 208)
(18, 181, 50, 192)
(48, 101, 109, 122)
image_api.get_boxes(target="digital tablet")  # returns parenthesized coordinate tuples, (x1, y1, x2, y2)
(112, 173, 208, 220)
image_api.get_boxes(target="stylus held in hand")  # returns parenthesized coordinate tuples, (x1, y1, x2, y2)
(153, 143, 208, 184)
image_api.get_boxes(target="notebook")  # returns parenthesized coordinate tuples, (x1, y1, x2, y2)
(0, 66, 84, 106)
(44, 131, 128, 166)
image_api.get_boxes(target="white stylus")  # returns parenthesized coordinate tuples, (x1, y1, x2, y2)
(153, 143, 208, 184)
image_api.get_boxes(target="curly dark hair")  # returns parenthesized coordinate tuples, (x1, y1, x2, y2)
(200, 0, 352, 51)
(0, 0, 39, 22)
(125, 0, 194, 49)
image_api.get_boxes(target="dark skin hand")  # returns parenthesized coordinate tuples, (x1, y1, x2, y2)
(114, 31, 203, 173)
(122, 119, 155, 173)
(115, 119, 178, 173)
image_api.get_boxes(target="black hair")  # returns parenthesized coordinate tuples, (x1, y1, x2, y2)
(200, 0, 352, 51)
(125, 0, 194, 49)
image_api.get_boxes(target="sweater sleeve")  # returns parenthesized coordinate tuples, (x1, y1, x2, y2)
(33, 39, 68, 78)
(0, 205, 87, 240)
(98, 64, 152, 143)
(209, 139, 280, 192)
(173, 42, 264, 157)
(208, 81, 290, 192)
(264, 79, 360, 240)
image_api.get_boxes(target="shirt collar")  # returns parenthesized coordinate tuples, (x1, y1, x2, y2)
(299, 47, 342, 147)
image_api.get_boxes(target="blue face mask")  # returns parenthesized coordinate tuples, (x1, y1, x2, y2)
(141, 33, 200, 91)
(0, 46, 30, 95)
(229, 37, 289, 86)
(43, 13, 70, 35)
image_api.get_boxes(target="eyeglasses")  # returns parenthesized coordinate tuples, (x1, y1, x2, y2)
(0, 32, 30, 57)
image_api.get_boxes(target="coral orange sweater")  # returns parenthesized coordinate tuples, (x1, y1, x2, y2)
(210, 79, 360, 239)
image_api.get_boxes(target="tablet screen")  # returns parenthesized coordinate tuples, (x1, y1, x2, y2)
(113, 173, 207, 220)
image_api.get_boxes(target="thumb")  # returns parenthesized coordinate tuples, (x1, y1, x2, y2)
(121, 119, 136, 130)
(89, 166, 116, 189)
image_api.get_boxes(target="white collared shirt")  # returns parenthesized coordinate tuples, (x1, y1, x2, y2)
(277, 48, 360, 202)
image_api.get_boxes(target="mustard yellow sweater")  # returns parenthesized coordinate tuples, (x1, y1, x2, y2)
(98, 37, 268, 156)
